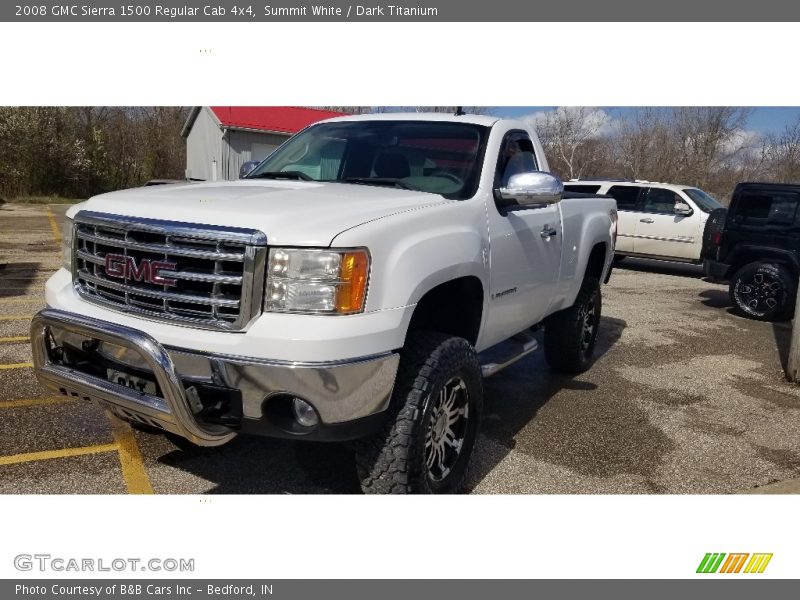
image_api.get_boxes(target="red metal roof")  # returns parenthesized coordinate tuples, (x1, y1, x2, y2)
(209, 106, 346, 134)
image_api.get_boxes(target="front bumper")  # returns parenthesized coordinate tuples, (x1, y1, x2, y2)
(31, 309, 400, 446)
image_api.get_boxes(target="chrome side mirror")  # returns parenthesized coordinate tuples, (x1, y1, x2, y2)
(498, 172, 564, 207)
(675, 202, 693, 216)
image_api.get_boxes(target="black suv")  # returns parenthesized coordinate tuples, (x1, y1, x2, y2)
(703, 182, 800, 321)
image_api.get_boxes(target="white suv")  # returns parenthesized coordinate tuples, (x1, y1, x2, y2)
(563, 180, 724, 263)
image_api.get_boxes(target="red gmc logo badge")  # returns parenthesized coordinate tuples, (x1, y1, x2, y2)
(104, 254, 178, 287)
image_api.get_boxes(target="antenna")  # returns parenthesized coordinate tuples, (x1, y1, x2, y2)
(454, 106, 465, 116)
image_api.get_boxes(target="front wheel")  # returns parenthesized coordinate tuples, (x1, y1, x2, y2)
(729, 262, 795, 321)
(354, 332, 483, 494)
(544, 277, 602, 373)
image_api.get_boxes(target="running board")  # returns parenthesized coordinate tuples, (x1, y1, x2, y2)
(479, 332, 539, 378)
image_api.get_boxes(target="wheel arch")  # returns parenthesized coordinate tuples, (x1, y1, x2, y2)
(404, 275, 485, 348)
(584, 241, 608, 283)
(550, 201, 614, 313)
(728, 246, 800, 280)
(551, 239, 610, 313)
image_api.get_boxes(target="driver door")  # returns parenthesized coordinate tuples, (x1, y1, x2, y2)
(483, 131, 563, 347)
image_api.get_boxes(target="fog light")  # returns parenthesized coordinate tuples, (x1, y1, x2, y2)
(292, 397, 319, 427)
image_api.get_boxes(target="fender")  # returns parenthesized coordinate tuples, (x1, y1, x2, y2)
(330, 199, 490, 314)
(727, 244, 800, 276)
(549, 203, 614, 313)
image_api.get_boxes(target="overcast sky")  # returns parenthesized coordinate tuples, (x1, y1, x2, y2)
(494, 107, 800, 134)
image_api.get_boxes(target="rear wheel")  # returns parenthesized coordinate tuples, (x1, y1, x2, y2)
(354, 332, 483, 494)
(544, 277, 602, 373)
(729, 261, 795, 321)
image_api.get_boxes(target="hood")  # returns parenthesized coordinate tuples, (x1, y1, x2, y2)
(75, 180, 451, 246)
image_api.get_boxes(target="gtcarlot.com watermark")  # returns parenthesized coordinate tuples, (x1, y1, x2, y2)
(14, 554, 195, 572)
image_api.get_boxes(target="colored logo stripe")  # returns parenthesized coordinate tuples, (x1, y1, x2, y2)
(697, 553, 726, 573)
(720, 553, 749, 573)
(744, 554, 773, 574)
(697, 553, 772, 574)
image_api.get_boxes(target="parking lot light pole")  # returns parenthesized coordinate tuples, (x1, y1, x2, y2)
(786, 284, 800, 382)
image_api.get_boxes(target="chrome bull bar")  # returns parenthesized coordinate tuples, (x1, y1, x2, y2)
(30, 308, 234, 447)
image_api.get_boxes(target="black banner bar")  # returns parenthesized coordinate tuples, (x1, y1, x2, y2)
(4, 0, 800, 22)
(3, 580, 799, 600)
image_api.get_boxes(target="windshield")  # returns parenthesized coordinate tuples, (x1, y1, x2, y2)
(683, 188, 724, 213)
(247, 120, 489, 200)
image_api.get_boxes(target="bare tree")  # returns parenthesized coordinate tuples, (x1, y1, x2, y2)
(670, 107, 752, 188)
(0, 107, 188, 200)
(5, 105, 800, 205)
(319, 106, 491, 115)
(531, 107, 612, 180)
(763, 117, 800, 183)
(317, 106, 372, 115)
(615, 108, 675, 180)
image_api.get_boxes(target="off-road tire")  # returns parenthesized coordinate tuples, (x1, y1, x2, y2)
(544, 276, 602, 374)
(729, 261, 795, 321)
(354, 332, 483, 494)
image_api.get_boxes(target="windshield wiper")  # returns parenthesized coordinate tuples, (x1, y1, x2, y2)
(342, 177, 420, 191)
(248, 171, 313, 181)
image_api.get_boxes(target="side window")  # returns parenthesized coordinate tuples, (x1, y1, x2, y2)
(495, 132, 538, 188)
(733, 190, 800, 226)
(642, 188, 681, 214)
(564, 184, 601, 194)
(606, 186, 640, 211)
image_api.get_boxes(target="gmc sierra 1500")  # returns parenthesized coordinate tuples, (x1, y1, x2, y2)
(31, 113, 617, 493)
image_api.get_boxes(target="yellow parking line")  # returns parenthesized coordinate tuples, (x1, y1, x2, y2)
(0, 271, 52, 277)
(0, 443, 119, 466)
(0, 362, 33, 370)
(0, 336, 28, 343)
(46, 206, 62, 244)
(0, 298, 43, 305)
(108, 415, 154, 495)
(0, 315, 33, 321)
(0, 265, 53, 271)
(0, 277, 51, 282)
(36, 205, 154, 495)
(0, 396, 76, 409)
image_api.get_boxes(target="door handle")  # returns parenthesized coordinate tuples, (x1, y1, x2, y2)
(639, 218, 654, 223)
(540, 226, 558, 239)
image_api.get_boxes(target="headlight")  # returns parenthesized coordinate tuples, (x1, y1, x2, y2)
(265, 248, 370, 314)
(61, 216, 74, 271)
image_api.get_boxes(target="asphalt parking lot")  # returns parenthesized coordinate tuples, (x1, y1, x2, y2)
(1, 202, 799, 494)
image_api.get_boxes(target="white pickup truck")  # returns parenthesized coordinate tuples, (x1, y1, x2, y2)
(31, 113, 617, 494)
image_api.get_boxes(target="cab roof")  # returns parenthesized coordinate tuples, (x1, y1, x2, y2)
(318, 112, 501, 127)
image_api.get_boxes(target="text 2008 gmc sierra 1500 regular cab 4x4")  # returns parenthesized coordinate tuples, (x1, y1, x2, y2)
(31, 113, 617, 493)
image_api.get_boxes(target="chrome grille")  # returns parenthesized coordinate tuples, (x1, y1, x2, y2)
(72, 211, 267, 331)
